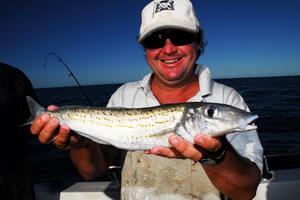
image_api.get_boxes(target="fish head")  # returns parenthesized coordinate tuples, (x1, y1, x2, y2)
(184, 103, 258, 137)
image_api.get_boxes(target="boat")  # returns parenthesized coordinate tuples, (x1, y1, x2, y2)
(253, 152, 300, 200)
(33, 152, 300, 200)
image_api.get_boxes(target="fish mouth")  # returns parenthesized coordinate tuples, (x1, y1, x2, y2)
(233, 115, 259, 132)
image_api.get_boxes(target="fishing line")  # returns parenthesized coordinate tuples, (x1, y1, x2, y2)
(44, 52, 93, 106)
(44, 53, 74, 87)
(58, 59, 76, 87)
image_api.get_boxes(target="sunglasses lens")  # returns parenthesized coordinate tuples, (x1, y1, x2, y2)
(143, 33, 166, 49)
(143, 30, 196, 49)
(142, 30, 196, 49)
(170, 31, 196, 46)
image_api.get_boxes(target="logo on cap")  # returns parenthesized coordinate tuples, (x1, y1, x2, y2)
(155, 0, 174, 13)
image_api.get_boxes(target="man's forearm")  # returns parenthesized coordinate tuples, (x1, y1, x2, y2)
(203, 145, 261, 200)
(70, 140, 114, 180)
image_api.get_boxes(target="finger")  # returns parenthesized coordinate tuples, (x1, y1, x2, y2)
(69, 132, 80, 148)
(149, 146, 181, 158)
(194, 134, 222, 152)
(30, 113, 50, 135)
(144, 150, 151, 154)
(47, 105, 58, 111)
(68, 132, 87, 149)
(53, 124, 71, 149)
(37, 117, 60, 144)
(168, 135, 203, 161)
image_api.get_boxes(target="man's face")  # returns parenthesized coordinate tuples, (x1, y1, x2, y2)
(145, 29, 200, 85)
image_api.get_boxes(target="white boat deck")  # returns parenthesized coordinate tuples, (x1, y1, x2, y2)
(35, 181, 120, 200)
(254, 168, 300, 200)
(34, 168, 300, 200)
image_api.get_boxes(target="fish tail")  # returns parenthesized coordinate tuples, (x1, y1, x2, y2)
(20, 96, 47, 126)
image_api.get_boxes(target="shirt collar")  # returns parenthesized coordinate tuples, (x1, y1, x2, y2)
(138, 71, 153, 93)
(195, 64, 212, 97)
(138, 64, 212, 99)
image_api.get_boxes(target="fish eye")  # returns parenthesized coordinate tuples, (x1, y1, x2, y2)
(205, 106, 218, 118)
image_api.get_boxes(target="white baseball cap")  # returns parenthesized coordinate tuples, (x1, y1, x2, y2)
(138, 0, 200, 44)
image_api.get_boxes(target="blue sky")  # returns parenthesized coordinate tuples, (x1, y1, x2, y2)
(1, 0, 299, 88)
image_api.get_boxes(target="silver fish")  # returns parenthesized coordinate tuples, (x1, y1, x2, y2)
(23, 96, 258, 150)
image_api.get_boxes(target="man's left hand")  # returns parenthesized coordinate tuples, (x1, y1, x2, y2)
(144, 134, 222, 162)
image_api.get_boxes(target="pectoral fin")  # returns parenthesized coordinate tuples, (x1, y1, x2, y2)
(152, 128, 176, 139)
(175, 126, 195, 144)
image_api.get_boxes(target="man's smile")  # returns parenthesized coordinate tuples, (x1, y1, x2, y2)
(161, 58, 182, 64)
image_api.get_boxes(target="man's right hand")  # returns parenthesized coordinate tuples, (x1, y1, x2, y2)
(30, 105, 90, 150)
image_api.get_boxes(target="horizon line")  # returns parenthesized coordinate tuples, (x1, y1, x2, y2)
(33, 74, 300, 89)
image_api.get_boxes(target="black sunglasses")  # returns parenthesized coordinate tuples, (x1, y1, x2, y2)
(142, 30, 196, 49)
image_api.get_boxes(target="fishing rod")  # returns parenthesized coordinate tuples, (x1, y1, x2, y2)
(44, 52, 93, 107)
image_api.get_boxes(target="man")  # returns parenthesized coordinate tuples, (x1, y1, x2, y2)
(30, 0, 263, 199)
(0, 62, 38, 200)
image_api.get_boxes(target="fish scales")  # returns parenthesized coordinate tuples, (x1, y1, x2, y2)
(23, 96, 259, 150)
(50, 105, 186, 149)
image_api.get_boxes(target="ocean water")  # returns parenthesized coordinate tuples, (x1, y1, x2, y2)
(27, 76, 300, 185)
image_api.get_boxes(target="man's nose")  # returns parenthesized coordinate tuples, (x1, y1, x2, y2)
(161, 38, 177, 54)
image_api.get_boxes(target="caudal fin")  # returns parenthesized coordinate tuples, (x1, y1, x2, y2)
(20, 96, 47, 126)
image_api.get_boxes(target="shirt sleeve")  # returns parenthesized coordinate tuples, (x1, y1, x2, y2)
(205, 81, 264, 173)
(224, 87, 264, 173)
